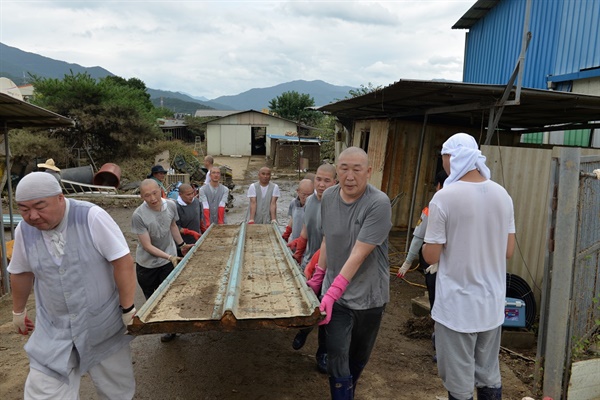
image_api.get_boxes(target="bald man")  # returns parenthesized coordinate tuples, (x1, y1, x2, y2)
(306, 147, 392, 398)
(9, 172, 136, 399)
(175, 183, 202, 244)
(282, 179, 314, 243)
(246, 166, 280, 224)
(132, 179, 192, 342)
(199, 165, 230, 230)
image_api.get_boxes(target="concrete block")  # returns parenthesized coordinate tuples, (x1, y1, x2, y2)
(411, 295, 431, 317)
(501, 330, 536, 350)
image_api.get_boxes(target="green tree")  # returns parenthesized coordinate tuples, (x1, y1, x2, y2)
(30, 72, 161, 162)
(268, 91, 322, 127)
(184, 115, 207, 141)
(347, 82, 382, 98)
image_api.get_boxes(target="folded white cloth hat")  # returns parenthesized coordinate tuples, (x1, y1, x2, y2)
(441, 133, 491, 186)
(16, 172, 62, 202)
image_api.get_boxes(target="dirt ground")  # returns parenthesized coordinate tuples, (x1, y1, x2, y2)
(0, 156, 536, 399)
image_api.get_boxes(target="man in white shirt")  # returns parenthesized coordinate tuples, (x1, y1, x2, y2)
(423, 133, 515, 400)
(246, 166, 280, 224)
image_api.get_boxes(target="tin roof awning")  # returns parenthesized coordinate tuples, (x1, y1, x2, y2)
(267, 134, 326, 143)
(317, 79, 600, 134)
(0, 92, 74, 129)
(452, 0, 500, 29)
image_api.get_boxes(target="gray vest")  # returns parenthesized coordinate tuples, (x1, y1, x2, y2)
(202, 184, 227, 224)
(21, 199, 131, 382)
(249, 182, 275, 224)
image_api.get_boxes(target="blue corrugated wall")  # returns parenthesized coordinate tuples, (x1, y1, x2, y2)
(463, 0, 600, 89)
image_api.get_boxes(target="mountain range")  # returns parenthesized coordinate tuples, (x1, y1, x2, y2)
(0, 42, 356, 113)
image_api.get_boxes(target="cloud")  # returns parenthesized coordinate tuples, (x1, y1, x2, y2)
(0, 1, 471, 99)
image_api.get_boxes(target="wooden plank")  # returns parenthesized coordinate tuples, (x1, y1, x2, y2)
(567, 359, 600, 400)
(129, 224, 321, 334)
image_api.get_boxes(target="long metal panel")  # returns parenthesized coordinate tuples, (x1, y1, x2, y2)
(129, 224, 321, 334)
(570, 156, 600, 343)
(482, 145, 553, 306)
(543, 147, 580, 400)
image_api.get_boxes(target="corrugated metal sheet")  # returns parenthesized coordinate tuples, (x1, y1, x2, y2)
(482, 145, 553, 305)
(554, 1, 600, 76)
(571, 155, 600, 342)
(463, 0, 561, 89)
(462, 0, 600, 89)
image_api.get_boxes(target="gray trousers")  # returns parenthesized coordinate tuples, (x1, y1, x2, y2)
(435, 322, 502, 400)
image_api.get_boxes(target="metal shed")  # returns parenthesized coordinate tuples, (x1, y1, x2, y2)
(206, 110, 300, 157)
(0, 91, 74, 295)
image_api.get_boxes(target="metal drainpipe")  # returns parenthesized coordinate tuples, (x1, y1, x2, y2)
(405, 114, 428, 255)
(1, 122, 9, 294)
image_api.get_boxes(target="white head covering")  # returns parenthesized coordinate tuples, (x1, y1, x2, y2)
(16, 172, 62, 202)
(441, 133, 491, 186)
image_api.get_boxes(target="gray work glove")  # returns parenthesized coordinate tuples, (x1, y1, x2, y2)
(425, 263, 438, 274)
(168, 255, 181, 267)
(13, 308, 35, 335)
(122, 307, 137, 326)
(397, 260, 412, 278)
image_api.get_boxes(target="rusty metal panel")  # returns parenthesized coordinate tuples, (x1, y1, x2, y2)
(129, 224, 321, 335)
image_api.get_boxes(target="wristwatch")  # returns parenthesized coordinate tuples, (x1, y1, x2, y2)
(120, 304, 135, 314)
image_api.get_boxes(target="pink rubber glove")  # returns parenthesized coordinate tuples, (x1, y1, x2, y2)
(319, 274, 350, 325)
(306, 265, 326, 295)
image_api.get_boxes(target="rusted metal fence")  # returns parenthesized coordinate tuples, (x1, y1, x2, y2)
(537, 148, 600, 399)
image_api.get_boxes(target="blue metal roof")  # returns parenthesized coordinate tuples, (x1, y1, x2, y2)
(267, 134, 326, 143)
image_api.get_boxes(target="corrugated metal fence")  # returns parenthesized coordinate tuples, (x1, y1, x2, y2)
(536, 148, 600, 399)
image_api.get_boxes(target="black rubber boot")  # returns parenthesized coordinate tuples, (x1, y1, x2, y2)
(329, 376, 353, 400)
(292, 328, 311, 350)
(447, 392, 472, 400)
(476, 386, 502, 400)
(349, 361, 365, 390)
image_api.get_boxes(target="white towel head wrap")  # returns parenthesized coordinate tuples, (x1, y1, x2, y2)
(16, 172, 62, 202)
(441, 133, 491, 186)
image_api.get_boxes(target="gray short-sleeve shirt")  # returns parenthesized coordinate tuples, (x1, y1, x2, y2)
(132, 199, 178, 268)
(321, 184, 392, 310)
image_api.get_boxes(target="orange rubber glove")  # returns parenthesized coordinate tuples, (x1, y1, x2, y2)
(282, 226, 293, 241)
(181, 228, 200, 241)
(218, 206, 225, 224)
(202, 208, 211, 231)
(304, 249, 320, 279)
(287, 236, 307, 264)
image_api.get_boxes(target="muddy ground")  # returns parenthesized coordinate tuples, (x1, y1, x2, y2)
(0, 156, 536, 399)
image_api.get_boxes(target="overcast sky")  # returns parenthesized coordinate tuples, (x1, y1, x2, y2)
(1, 1, 473, 99)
